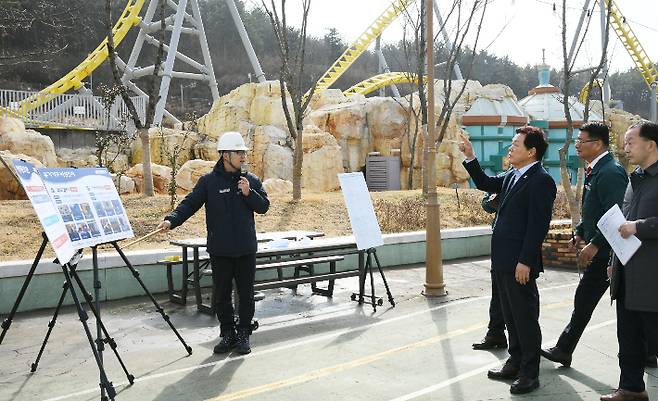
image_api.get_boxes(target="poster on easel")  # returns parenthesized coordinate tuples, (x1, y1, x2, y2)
(338, 172, 384, 250)
(40, 167, 134, 248)
(12, 161, 134, 264)
(12, 160, 76, 264)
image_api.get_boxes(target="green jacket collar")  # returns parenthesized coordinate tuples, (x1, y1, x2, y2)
(588, 152, 613, 176)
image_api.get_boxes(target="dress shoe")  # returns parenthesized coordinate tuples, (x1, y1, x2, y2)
(487, 360, 519, 380)
(541, 346, 572, 367)
(472, 335, 508, 350)
(213, 329, 237, 354)
(234, 328, 251, 355)
(645, 355, 657, 368)
(510, 377, 540, 394)
(600, 389, 649, 401)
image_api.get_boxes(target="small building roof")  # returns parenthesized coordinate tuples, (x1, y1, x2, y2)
(462, 93, 527, 126)
(518, 64, 602, 127)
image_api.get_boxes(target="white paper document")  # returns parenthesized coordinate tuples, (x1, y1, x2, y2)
(596, 204, 641, 265)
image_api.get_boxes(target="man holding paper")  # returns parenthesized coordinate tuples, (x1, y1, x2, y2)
(542, 122, 628, 368)
(602, 121, 658, 401)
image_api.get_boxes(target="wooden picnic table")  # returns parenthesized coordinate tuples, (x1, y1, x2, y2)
(169, 230, 325, 249)
(166, 233, 367, 314)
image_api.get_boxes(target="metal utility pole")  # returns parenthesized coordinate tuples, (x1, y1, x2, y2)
(423, 0, 446, 298)
(120, 0, 220, 126)
(225, 0, 266, 83)
(432, 1, 463, 80)
(376, 36, 385, 97)
(375, 36, 400, 97)
(599, 0, 611, 103)
(651, 82, 657, 123)
(567, 0, 591, 68)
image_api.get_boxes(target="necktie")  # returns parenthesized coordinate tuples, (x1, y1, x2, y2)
(506, 171, 519, 193)
(585, 166, 592, 177)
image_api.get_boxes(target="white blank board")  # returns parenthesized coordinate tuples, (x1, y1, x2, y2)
(338, 172, 384, 250)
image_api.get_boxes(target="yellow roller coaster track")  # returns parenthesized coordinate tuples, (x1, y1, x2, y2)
(606, 0, 658, 102)
(16, 0, 145, 114)
(344, 72, 423, 96)
(308, 0, 415, 98)
(579, 78, 605, 103)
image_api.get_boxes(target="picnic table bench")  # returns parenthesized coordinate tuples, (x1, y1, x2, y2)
(162, 234, 365, 314)
(158, 231, 364, 313)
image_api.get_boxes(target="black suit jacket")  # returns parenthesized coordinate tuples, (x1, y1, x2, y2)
(611, 162, 658, 312)
(463, 159, 557, 277)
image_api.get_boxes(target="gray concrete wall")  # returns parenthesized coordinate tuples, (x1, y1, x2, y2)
(0, 228, 493, 314)
(38, 129, 98, 150)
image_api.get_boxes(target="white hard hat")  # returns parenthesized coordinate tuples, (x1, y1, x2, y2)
(216, 131, 249, 151)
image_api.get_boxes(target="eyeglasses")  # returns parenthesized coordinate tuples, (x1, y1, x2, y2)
(575, 138, 599, 144)
(231, 150, 247, 156)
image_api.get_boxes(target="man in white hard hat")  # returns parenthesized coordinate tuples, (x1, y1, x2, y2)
(157, 131, 269, 355)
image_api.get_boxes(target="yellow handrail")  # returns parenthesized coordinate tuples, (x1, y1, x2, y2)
(344, 72, 424, 96)
(308, 0, 415, 98)
(605, 0, 658, 103)
(17, 0, 146, 113)
(579, 78, 605, 103)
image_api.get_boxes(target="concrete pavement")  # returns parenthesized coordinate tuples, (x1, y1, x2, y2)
(1, 257, 656, 401)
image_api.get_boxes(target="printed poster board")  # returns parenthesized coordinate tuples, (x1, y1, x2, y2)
(338, 172, 384, 251)
(12, 160, 134, 265)
(13, 160, 77, 264)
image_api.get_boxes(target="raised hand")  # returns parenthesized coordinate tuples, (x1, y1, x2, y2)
(458, 133, 475, 160)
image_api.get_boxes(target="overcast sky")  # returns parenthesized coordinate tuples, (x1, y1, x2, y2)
(247, 0, 658, 74)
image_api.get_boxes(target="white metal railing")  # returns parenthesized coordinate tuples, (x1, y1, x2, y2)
(0, 89, 146, 131)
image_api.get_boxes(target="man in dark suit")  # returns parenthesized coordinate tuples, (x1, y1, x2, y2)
(542, 122, 628, 367)
(460, 126, 556, 395)
(602, 121, 658, 401)
(472, 177, 508, 351)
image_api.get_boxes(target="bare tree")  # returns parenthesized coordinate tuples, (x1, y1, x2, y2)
(262, 0, 319, 201)
(96, 83, 134, 194)
(394, 92, 423, 189)
(391, 3, 427, 190)
(104, 0, 167, 197)
(396, 1, 488, 194)
(157, 126, 193, 210)
(433, 1, 488, 144)
(559, 0, 611, 228)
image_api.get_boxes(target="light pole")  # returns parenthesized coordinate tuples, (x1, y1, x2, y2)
(423, 0, 446, 297)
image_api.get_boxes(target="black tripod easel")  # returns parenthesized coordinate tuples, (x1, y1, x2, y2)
(350, 248, 395, 312)
(0, 233, 193, 401)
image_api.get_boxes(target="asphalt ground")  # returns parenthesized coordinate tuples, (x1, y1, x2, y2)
(1, 257, 656, 401)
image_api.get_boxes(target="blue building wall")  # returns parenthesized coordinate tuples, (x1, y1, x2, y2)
(464, 121, 580, 184)
(463, 124, 517, 176)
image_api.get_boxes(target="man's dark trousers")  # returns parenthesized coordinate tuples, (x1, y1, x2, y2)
(488, 271, 505, 337)
(555, 255, 609, 353)
(616, 272, 658, 392)
(211, 254, 256, 333)
(494, 270, 541, 379)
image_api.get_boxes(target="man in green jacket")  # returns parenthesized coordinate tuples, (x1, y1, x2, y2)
(542, 122, 628, 367)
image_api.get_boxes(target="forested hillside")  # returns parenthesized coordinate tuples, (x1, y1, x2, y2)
(0, 0, 653, 119)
